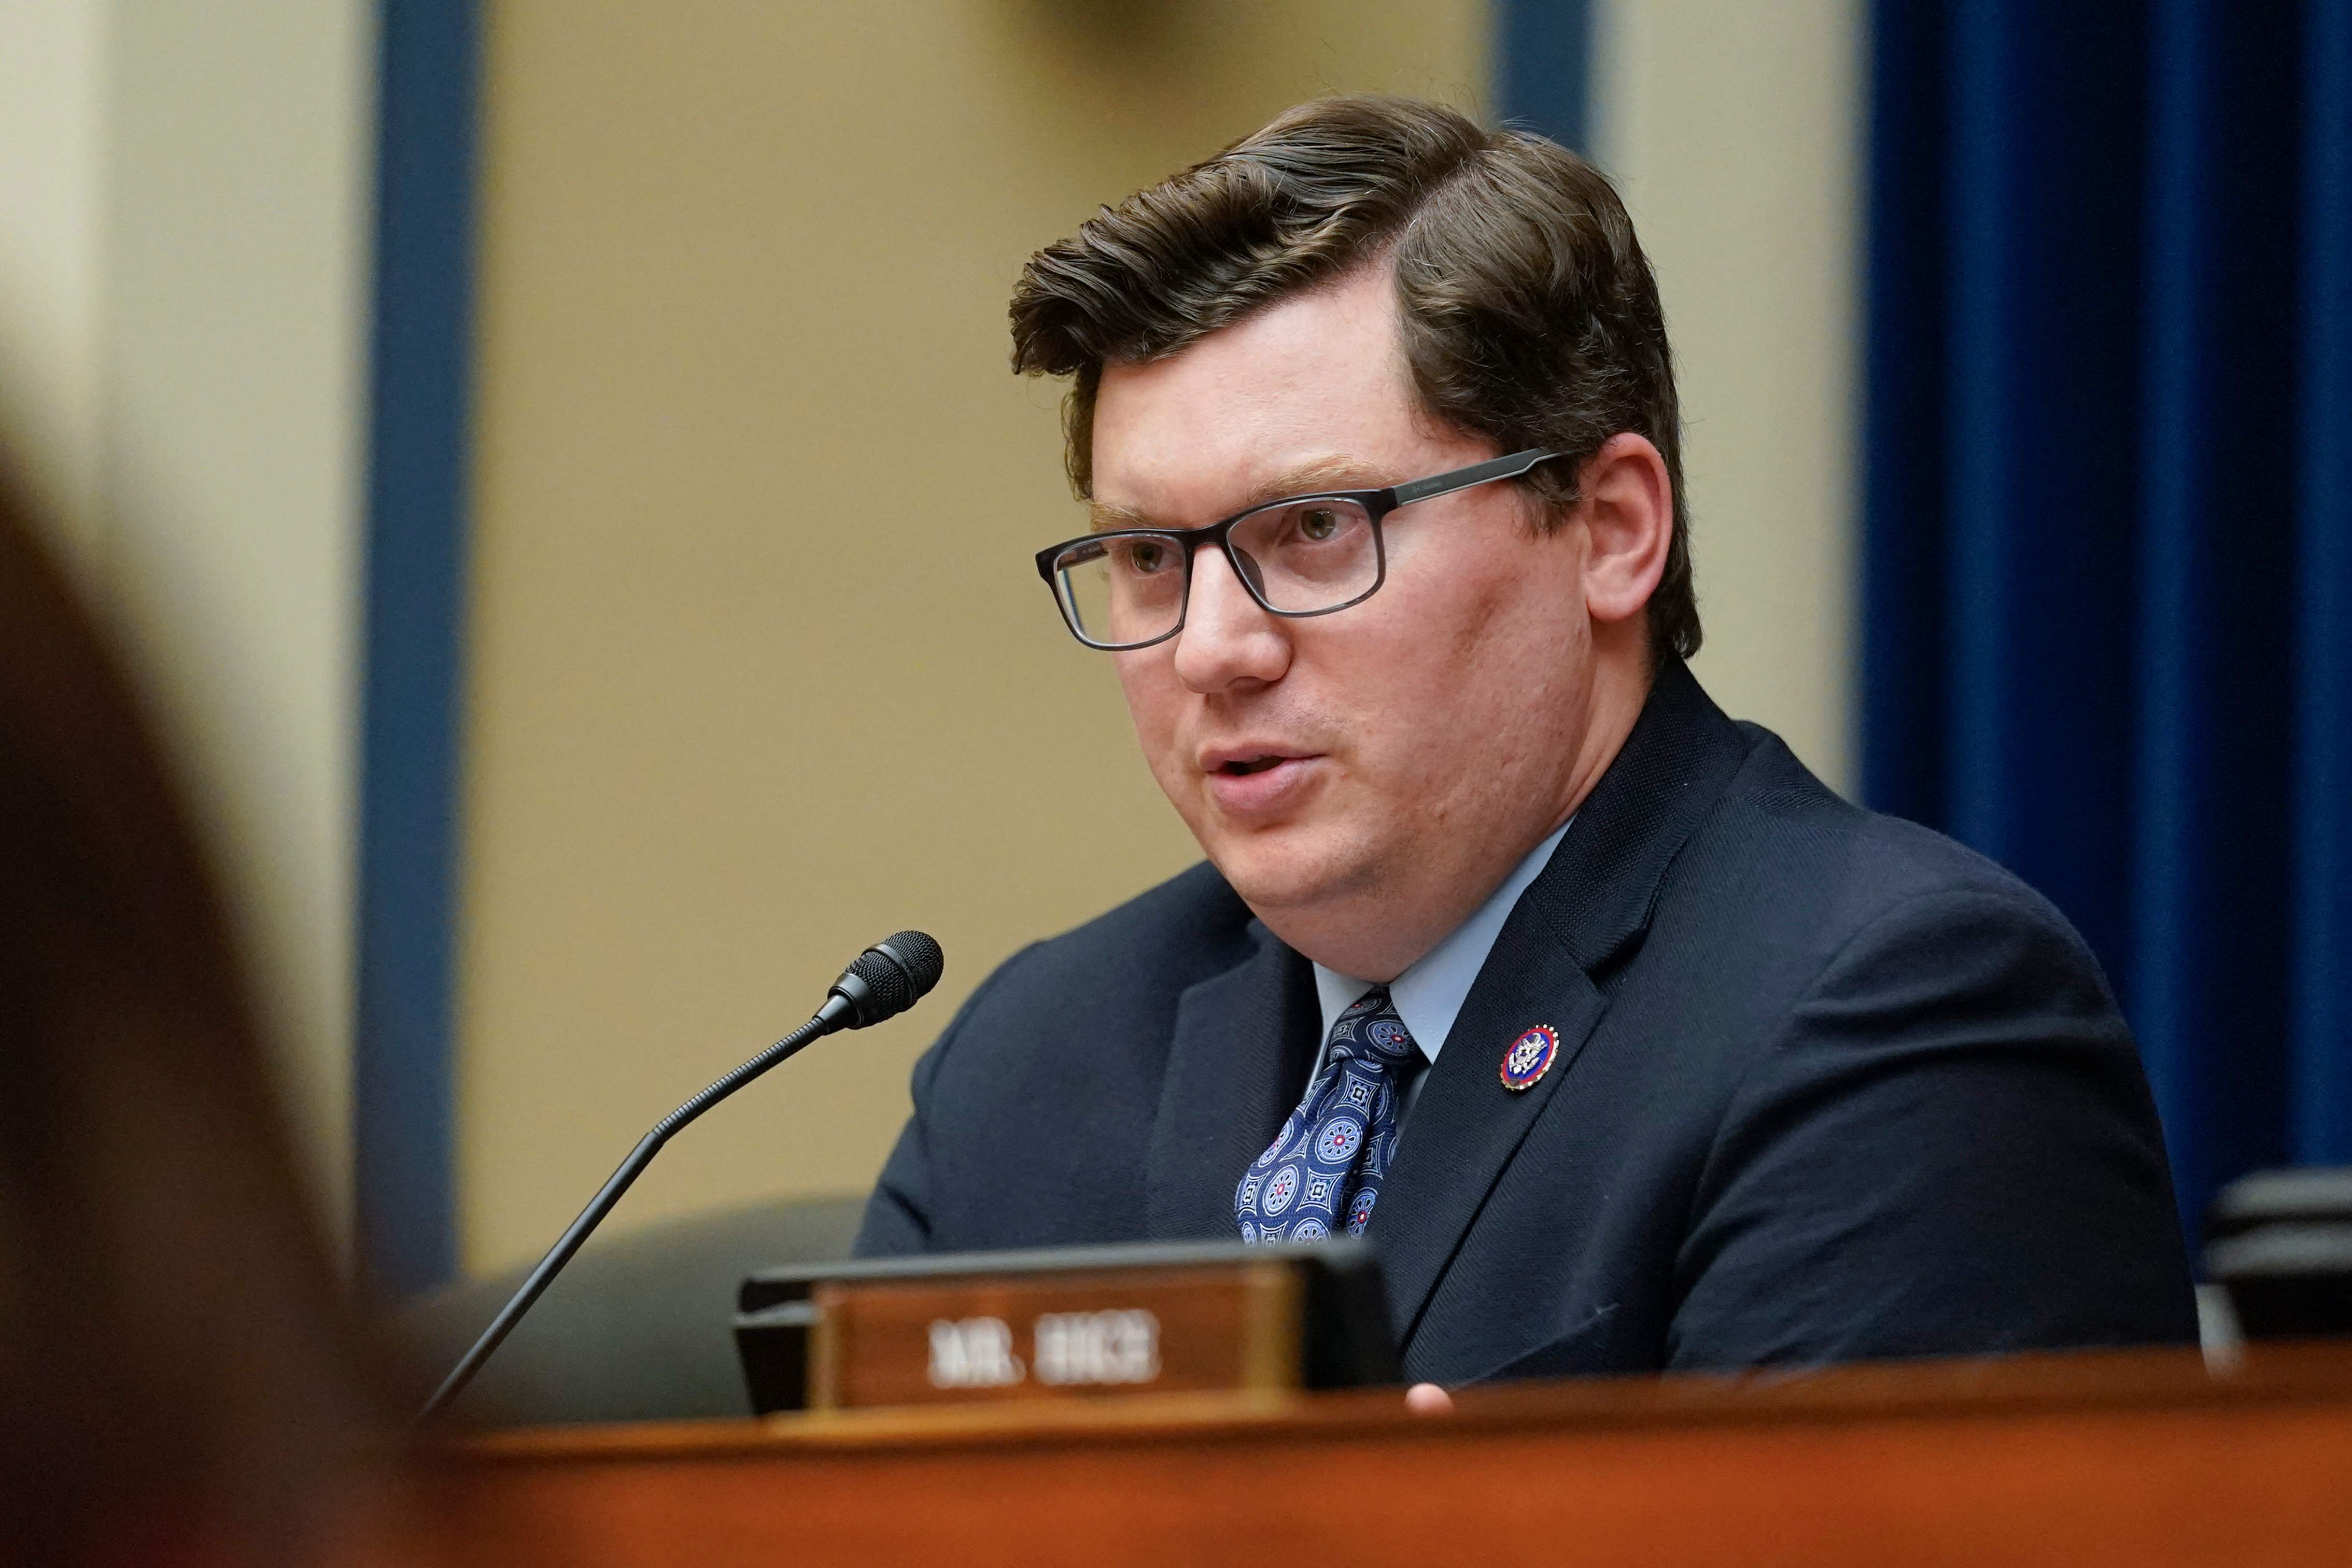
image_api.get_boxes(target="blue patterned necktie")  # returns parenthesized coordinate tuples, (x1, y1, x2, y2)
(1235, 985, 1419, 1243)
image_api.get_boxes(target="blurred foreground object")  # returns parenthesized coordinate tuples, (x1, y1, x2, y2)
(2207, 1168, 2352, 1340)
(0, 459, 399, 1564)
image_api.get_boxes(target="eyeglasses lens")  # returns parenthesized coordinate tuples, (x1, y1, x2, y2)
(1230, 498, 1377, 613)
(1052, 534, 1185, 648)
(1051, 498, 1378, 649)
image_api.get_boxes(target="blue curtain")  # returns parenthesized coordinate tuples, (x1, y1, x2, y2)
(1496, 0, 1592, 154)
(1863, 0, 2352, 1248)
(359, 0, 480, 1299)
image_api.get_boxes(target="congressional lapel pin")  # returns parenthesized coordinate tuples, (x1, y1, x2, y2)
(1499, 1024, 1560, 1092)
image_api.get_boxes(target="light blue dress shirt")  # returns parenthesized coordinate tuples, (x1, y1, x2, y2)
(1306, 817, 1572, 1123)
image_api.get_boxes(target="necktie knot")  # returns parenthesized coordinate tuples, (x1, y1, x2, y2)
(1235, 987, 1418, 1244)
(1327, 988, 1417, 1068)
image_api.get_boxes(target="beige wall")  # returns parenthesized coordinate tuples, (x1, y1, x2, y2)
(0, 0, 109, 567)
(460, 0, 1490, 1272)
(100, 1, 376, 1253)
(1592, 0, 1863, 792)
(0, 1, 376, 1256)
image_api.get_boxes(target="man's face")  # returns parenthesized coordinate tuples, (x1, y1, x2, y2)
(1089, 267, 1603, 978)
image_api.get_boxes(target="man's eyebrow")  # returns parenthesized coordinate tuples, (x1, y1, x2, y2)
(1087, 458, 1387, 532)
(1087, 498, 1158, 532)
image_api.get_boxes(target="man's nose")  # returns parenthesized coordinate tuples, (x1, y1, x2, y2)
(1171, 544, 1290, 693)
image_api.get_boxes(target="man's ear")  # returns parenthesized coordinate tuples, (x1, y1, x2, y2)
(1575, 432, 1673, 627)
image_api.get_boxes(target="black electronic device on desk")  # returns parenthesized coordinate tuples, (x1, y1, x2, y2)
(2206, 1167, 2352, 1340)
(736, 1238, 1401, 1414)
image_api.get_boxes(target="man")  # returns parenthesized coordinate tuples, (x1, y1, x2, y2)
(855, 96, 2196, 1384)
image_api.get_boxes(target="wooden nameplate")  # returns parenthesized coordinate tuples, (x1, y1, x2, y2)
(735, 1240, 1399, 1413)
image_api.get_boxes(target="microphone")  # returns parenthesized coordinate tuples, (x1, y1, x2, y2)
(415, 931, 945, 1427)
(815, 930, 945, 1030)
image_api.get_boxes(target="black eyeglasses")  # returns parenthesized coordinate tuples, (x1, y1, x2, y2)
(1034, 448, 1567, 651)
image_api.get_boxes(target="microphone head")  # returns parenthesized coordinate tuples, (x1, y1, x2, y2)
(830, 930, 945, 1027)
(871, 930, 945, 999)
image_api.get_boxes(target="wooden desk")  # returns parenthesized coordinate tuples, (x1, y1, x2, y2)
(421, 1343, 2352, 1565)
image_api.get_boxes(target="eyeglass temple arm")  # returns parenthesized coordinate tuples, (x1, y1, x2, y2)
(1385, 448, 1563, 510)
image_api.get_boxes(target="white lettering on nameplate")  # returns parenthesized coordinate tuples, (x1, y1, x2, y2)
(1031, 1309, 1162, 1387)
(926, 1316, 1025, 1389)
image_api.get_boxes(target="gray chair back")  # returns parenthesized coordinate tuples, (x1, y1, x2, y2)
(395, 1193, 864, 1425)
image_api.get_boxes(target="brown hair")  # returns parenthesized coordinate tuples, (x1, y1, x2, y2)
(0, 463, 399, 1562)
(1010, 94, 1699, 662)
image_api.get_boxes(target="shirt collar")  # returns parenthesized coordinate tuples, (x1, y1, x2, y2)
(1310, 817, 1572, 1065)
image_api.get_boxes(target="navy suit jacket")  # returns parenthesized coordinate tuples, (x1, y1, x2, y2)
(855, 662, 2198, 1383)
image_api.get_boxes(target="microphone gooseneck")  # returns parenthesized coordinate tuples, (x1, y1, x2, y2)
(415, 932, 945, 1429)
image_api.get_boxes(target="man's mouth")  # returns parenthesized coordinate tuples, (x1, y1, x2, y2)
(1199, 748, 1323, 815)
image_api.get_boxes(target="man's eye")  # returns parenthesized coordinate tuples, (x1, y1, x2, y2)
(1299, 507, 1341, 542)
(1123, 541, 1172, 574)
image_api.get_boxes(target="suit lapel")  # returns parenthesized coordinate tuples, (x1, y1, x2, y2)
(1373, 660, 1752, 1346)
(1374, 921, 1604, 1345)
(1145, 922, 1320, 1239)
